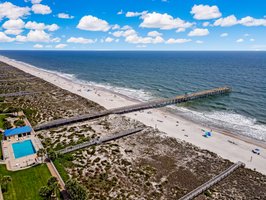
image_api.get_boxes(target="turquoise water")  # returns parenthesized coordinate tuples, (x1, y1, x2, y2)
(1, 51, 265, 141)
(12, 140, 36, 159)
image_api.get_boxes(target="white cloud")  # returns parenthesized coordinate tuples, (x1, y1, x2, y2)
(125, 35, 164, 44)
(136, 45, 147, 48)
(55, 44, 67, 49)
(250, 38, 255, 42)
(188, 28, 209, 36)
(33, 44, 43, 48)
(32, 4, 51, 15)
(112, 29, 137, 37)
(0, 2, 30, 20)
(244, 33, 250, 37)
(2, 19, 25, 30)
(117, 10, 123, 15)
(202, 22, 210, 27)
(191, 4, 221, 20)
(58, 13, 74, 19)
(105, 37, 114, 43)
(220, 33, 228, 37)
(140, 12, 193, 30)
(147, 31, 162, 37)
(16, 30, 51, 42)
(77, 15, 110, 32)
(126, 11, 147, 17)
(0, 32, 14, 42)
(51, 37, 61, 43)
(67, 37, 95, 44)
(31, 0, 42, 4)
(165, 38, 191, 44)
(214, 15, 238, 27)
(4, 29, 23, 35)
(176, 28, 186, 32)
(196, 40, 203, 44)
(236, 38, 244, 43)
(239, 16, 266, 26)
(25, 21, 59, 32)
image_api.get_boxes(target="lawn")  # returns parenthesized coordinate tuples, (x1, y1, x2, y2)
(0, 164, 52, 200)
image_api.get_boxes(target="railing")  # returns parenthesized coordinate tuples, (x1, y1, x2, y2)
(57, 128, 143, 154)
(179, 161, 245, 200)
(34, 87, 231, 131)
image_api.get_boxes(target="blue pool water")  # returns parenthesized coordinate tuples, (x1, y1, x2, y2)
(12, 140, 36, 159)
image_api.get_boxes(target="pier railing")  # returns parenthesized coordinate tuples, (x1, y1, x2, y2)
(179, 161, 245, 200)
(57, 128, 143, 154)
(34, 87, 231, 131)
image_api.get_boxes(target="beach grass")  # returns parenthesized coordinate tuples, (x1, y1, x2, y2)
(0, 164, 51, 200)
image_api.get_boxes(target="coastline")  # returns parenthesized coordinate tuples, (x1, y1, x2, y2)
(1, 55, 266, 175)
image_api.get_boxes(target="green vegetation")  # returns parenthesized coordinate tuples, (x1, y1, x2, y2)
(65, 179, 87, 200)
(39, 176, 60, 199)
(53, 154, 73, 182)
(0, 114, 7, 129)
(0, 175, 12, 193)
(0, 164, 51, 200)
(14, 119, 26, 127)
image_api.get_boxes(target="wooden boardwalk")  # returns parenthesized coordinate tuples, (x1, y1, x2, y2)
(34, 87, 231, 131)
(57, 128, 143, 154)
(178, 161, 245, 200)
(0, 91, 40, 98)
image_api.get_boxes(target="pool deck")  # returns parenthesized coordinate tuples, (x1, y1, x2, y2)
(1, 113, 44, 171)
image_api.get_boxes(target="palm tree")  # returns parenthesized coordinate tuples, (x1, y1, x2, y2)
(37, 148, 46, 163)
(47, 177, 60, 198)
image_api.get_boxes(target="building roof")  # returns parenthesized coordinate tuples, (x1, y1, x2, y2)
(4, 126, 32, 137)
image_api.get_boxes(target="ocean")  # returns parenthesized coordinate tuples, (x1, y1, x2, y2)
(0, 50, 265, 141)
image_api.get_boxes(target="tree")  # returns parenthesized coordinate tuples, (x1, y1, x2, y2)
(37, 148, 46, 163)
(47, 150, 57, 161)
(39, 186, 52, 199)
(47, 177, 59, 197)
(65, 179, 87, 200)
(0, 175, 12, 192)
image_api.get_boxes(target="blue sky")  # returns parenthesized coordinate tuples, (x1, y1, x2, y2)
(0, 0, 266, 50)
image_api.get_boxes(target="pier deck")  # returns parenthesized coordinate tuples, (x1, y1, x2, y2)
(34, 87, 231, 131)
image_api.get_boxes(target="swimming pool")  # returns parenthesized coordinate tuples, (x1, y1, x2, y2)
(12, 140, 36, 159)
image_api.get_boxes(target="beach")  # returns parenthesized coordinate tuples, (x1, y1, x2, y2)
(1, 55, 266, 175)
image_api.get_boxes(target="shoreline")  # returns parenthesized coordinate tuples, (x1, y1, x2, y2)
(1, 55, 266, 175)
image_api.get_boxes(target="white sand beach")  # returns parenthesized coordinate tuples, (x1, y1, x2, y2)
(1, 55, 266, 175)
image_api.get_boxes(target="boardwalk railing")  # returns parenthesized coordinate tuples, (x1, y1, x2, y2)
(0, 91, 40, 98)
(179, 161, 245, 200)
(34, 87, 231, 131)
(57, 128, 143, 154)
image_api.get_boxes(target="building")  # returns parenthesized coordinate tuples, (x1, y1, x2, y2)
(4, 126, 32, 140)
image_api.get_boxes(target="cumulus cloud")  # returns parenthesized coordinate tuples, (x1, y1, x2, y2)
(196, 40, 204, 44)
(4, 29, 23, 35)
(147, 31, 162, 37)
(0, 2, 30, 20)
(125, 35, 164, 44)
(77, 15, 110, 32)
(58, 13, 74, 19)
(55, 44, 67, 48)
(105, 37, 114, 43)
(32, 4, 52, 15)
(0, 32, 14, 42)
(188, 28, 209, 36)
(117, 10, 123, 15)
(33, 44, 43, 48)
(2, 19, 25, 30)
(214, 15, 238, 27)
(25, 21, 59, 31)
(202, 22, 210, 27)
(67, 37, 95, 44)
(236, 38, 244, 43)
(125, 11, 147, 17)
(140, 12, 193, 30)
(165, 38, 191, 44)
(16, 30, 52, 42)
(250, 38, 255, 42)
(220, 33, 228, 37)
(191, 4, 221, 20)
(239, 16, 266, 26)
(112, 29, 137, 37)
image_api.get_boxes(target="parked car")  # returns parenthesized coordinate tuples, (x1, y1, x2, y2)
(252, 148, 260, 155)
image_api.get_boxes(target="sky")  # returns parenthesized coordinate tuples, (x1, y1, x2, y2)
(0, 0, 266, 50)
